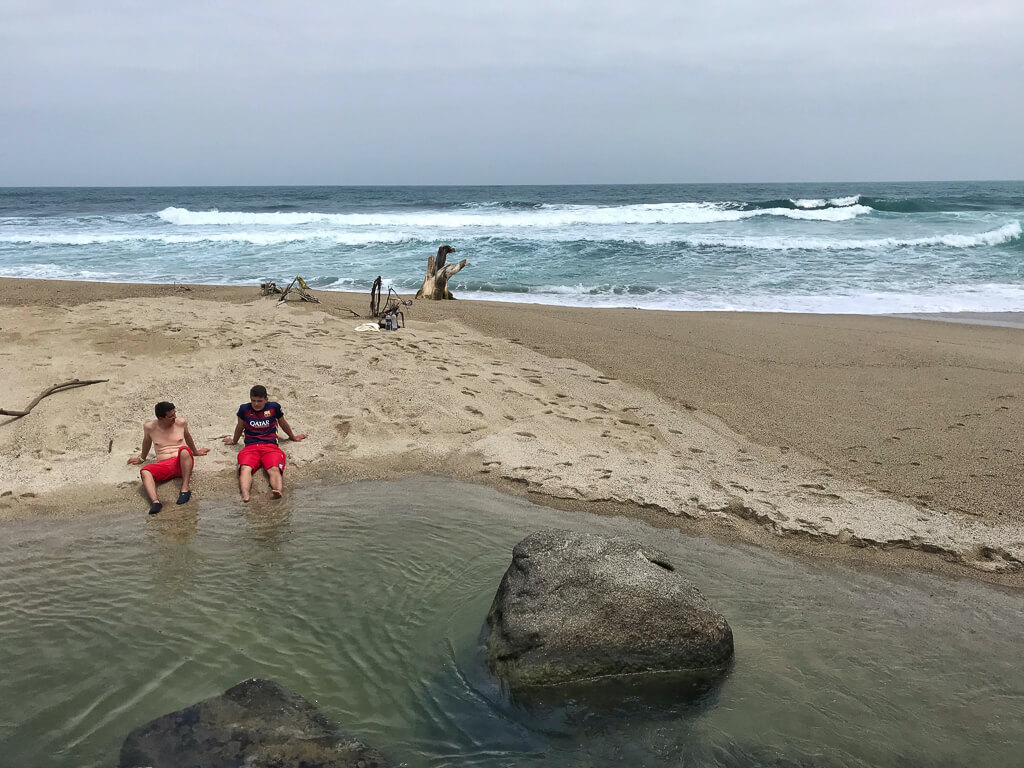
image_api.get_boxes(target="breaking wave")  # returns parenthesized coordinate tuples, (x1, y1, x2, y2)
(2, 221, 1018, 250)
(156, 202, 873, 228)
(788, 195, 861, 209)
(646, 221, 1023, 251)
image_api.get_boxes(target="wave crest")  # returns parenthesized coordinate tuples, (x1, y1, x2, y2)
(789, 195, 861, 209)
(156, 202, 873, 228)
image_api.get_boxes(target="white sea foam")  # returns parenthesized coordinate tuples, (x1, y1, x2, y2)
(766, 205, 870, 221)
(3, 219, 1016, 251)
(574, 221, 1023, 250)
(0, 263, 76, 280)
(454, 283, 1024, 314)
(830, 195, 861, 207)
(155, 202, 873, 229)
(789, 195, 860, 209)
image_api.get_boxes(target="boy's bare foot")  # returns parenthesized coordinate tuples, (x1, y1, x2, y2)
(241, 495, 250, 503)
(271, 489, 283, 499)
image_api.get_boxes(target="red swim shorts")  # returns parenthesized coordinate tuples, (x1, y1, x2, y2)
(140, 446, 193, 483)
(237, 443, 286, 473)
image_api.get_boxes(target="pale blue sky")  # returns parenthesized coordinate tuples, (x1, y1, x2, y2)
(2, 0, 1022, 185)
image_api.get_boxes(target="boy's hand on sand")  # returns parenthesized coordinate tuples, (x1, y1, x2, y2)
(222, 437, 236, 445)
(195, 448, 210, 456)
(290, 433, 307, 441)
(127, 456, 142, 465)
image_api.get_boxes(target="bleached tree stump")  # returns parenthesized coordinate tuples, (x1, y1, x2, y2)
(416, 245, 468, 300)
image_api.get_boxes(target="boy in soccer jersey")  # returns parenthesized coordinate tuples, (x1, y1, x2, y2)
(223, 385, 307, 501)
(128, 401, 210, 514)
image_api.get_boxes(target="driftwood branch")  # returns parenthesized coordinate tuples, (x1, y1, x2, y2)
(260, 281, 284, 296)
(370, 276, 383, 317)
(1, 379, 109, 420)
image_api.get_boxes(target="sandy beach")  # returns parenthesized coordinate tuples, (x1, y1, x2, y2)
(2, 277, 1023, 586)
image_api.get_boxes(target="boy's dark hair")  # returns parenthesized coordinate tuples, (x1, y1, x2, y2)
(250, 385, 268, 398)
(155, 401, 175, 418)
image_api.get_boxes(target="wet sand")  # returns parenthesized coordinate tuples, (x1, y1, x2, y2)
(2, 277, 1023, 586)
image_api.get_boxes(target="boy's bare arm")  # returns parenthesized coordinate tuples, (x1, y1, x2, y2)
(128, 426, 152, 464)
(223, 417, 245, 445)
(278, 417, 306, 441)
(183, 420, 210, 456)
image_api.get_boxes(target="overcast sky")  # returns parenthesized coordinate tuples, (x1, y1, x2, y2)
(2, 0, 1022, 185)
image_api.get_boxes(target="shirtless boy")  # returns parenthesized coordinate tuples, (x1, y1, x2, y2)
(223, 385, 306, 501)
(128, 401, 210, 514)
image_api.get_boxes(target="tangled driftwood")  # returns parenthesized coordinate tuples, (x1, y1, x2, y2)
(1, 379, 109, 421)
(369, 276, 412, 324)
(265, 278, 361, 318)
(264, 276, 321, 305)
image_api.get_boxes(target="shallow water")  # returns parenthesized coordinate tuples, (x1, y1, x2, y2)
(1, 476, 1022, 767)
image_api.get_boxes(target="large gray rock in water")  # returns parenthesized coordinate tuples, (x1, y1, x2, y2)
(486, 529, 734, 688)
(119, 678, 390, 768)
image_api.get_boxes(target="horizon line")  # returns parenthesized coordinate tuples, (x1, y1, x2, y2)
(2, 178, 1023, 190)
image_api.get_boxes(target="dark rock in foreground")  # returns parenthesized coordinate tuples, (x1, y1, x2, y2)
(487, 529, 734, 689)
(119, 678, 389, 768)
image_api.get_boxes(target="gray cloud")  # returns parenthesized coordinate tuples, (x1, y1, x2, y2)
(2, 0, 1021, 184)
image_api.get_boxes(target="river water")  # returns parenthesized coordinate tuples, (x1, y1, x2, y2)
(1, 476, 1021, 767)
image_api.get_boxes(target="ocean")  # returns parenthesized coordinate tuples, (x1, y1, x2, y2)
(1, 181, 1022, 313)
